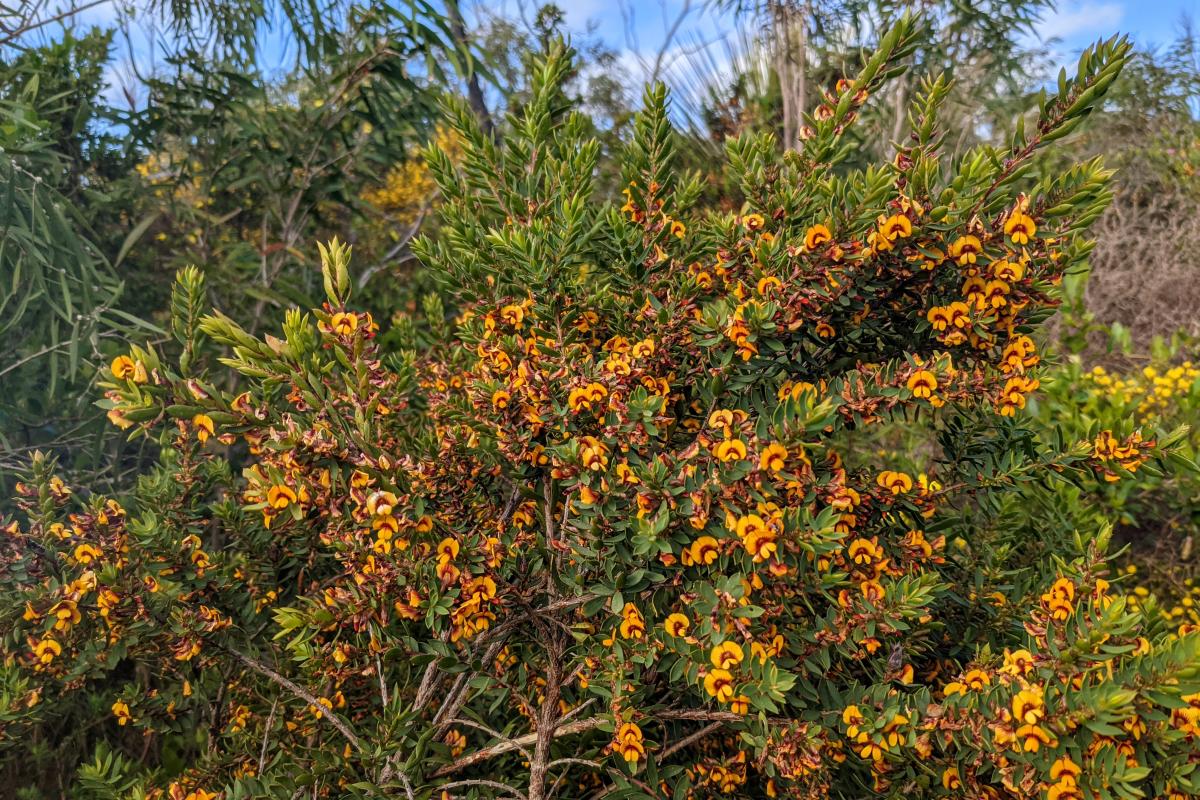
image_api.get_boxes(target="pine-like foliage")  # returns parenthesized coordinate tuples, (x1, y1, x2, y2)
(4, 24, 1200, 800)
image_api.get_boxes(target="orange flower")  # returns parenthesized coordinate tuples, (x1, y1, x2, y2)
(713, 439, 748, 462)
(804, 223, 832, 250)
(580, 437, 609, 471)
(619, 604, 645, 639)
(906, 370, 937, 399)
(73, 543, 102, 564)
(614, 722, 645, 763)
(500, 304, 525, 327)
(876, 470, 913, 494)
(267, 484, 297, 510)
(689, 536, 721, 566)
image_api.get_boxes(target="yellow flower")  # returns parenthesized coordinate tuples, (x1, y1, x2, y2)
(880, 213, 912, 241)
(758, 442, 788, 472)
(110, 355, 147, 382)
(631, 338, 655, 358)
(1012, 685, 1045, 725)
(742, 527, 777, 562)
(999, 648, 1035, 676)
(50, 600, 81, 632)
(847, 537, 882, 566)
(112, 699, 133, 726)
(876, 470, 913, 495)
(619, 605, 645, 639)
(710, 640, 744, 670)
(689, 536, 721, 565)
(842, 705, 864, 728)
(580, 436, 609, 471)
(1016, 722, 1054, 752)
(267, 484, 297, 510)
(703, 668, 736, 702)
(962, 668, 990, 691)
(33, 637, 62, 665)
(444, 729, 467, 756)
(107, 407, 134, 429)
(614, 722, 645, 763)
(664, 613, 690, 637)
(948, 235, 983, 266)
(926, 301, 970, 332)
(329, 312, 358, 335)
(568, 382, 608, 413)
(193, 414, 215, 443)
(73, 543, 102, 564)
(1004, 210, 1036, 245)
(713, 438, 748, 462)
(500, 304, 525, 327)
(906, 370, 938, 400)
(804, 223, 832, 250)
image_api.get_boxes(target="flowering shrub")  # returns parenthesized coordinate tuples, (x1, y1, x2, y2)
(1027, 351, 1200, 629)
(5, 28, 1200, 800)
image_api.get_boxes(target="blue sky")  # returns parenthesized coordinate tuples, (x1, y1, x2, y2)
(549, 0, 1200, 84)
(69, 0, 1200, 109)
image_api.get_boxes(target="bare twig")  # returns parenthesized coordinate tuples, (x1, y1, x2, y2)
(357, 196, 436, 290)
(0, 0, 114, 48)
(258, 695, 280, 774)
(449, 717, 533, 762)
(658, 720, 724, 761)
(438, 778, 527, 800)
(375, 653, 389, 708)
(228, 649, 362, 752)
(431, 717, 605, 778)
(650, 0, 694, 84)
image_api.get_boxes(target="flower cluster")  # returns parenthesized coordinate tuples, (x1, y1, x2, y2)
(6, 32, 1198, 800)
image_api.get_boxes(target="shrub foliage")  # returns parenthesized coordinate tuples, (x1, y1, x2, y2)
(4, 23, 1200, 800)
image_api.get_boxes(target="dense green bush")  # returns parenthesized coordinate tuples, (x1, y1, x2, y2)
(5, 25, 1200, 800)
